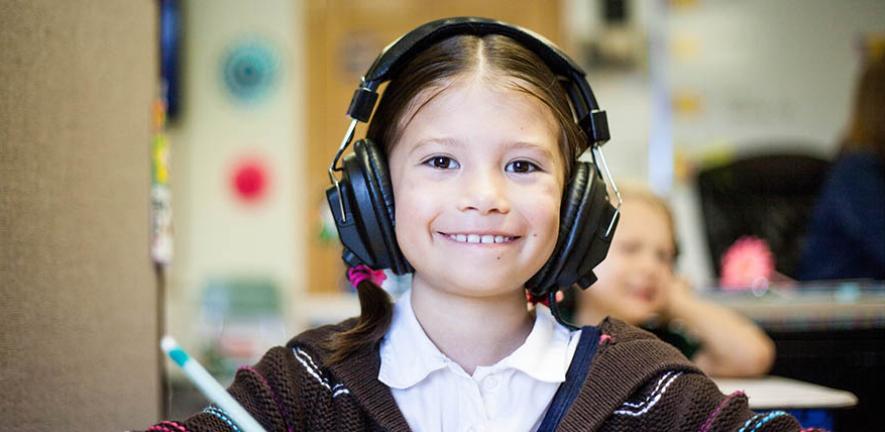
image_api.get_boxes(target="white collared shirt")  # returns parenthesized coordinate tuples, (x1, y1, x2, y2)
(378, 290, 581, 432)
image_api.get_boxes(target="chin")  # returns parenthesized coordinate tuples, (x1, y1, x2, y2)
(617, 304, 656, 326)
(441, 272, 528, 298)
(631, 312, 658, 326)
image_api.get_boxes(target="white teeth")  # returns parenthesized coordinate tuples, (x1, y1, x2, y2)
(447, 233, 515, 244)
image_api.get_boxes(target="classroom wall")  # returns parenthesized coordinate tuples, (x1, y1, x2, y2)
(565, 0, 885, 285)
(566, 0, 885, 183)
(666, 0, 885, 285)
(164, 0, 305, 362)
(0, 1, 160, 429)
(666, 0, 885, 157)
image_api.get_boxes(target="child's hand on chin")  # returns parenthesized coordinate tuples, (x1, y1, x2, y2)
(660, 274, 697, 320)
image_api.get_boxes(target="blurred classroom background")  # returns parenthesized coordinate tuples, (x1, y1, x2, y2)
(1, 0, 883, 430)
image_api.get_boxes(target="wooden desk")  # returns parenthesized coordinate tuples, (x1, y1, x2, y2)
(706, 285, 882, 429)
(703, 284, 885, 331)
(713, 376, 857, 410)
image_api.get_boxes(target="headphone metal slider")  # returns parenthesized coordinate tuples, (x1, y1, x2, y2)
(347, 87, 379, 122)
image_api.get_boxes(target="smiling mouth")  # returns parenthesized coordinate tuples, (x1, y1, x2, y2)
(439, 232, 520, 244)
(630, 287, 656, 302)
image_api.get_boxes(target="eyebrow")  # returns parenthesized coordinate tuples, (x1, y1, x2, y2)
(507, 141, 557, 161)
(407, 137, 462, 156)
(407, 138, 557, 161)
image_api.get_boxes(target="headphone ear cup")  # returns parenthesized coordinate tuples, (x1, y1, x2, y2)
(352, 139, 412, 274)
(526, 162, 617, 295)
(527, 163, 590, 295)
(558, 162, 617, 289)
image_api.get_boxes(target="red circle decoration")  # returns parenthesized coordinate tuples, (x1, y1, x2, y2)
(231, 157, 270, 204)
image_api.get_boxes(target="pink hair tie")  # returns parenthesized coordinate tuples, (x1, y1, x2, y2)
(347, 265, 387, 288)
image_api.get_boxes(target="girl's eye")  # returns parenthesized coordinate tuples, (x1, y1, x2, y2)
(423, 156, 460, 170)
(618, 241, 641, 255)
(506, 160, 541, 173)
(656, 249, 675, 265)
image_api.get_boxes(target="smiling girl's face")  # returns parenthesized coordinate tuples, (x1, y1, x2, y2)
(387, 75, 565, 299)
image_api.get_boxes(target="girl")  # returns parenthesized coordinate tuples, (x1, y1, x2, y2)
(574, 184, 776, 378)
(144, 18, 806, 432)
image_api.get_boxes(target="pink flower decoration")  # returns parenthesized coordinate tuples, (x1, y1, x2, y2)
(720, 236, 775, 290)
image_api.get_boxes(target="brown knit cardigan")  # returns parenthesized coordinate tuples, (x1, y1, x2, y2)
(143, 318, 810, 432)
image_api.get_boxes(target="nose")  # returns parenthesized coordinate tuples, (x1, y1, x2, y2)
(457, 167, 511, 215)
(636, 250, 668, 278)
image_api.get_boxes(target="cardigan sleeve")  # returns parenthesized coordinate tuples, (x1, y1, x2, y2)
(599, 370, 816, 432)
(139, 346, 309, 432)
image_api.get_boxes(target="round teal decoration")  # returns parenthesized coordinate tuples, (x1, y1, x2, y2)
(221, 39, 279, 104)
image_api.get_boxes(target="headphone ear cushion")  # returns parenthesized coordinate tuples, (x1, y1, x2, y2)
(527, 162, 592, 295)
(354, 139, 411, 274)
(527, 161, 617, 295)
(557, 163, 613, 288)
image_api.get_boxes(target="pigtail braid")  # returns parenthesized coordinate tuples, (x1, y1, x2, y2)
(323, 271, 393, 365)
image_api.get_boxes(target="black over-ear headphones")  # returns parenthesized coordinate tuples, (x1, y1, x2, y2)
(326, 17, 621, 303)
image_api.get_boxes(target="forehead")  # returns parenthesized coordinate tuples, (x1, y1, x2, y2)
(621, 198, 668, 221)
(393, 76, 560, 151)
(617, 199, 674, 240)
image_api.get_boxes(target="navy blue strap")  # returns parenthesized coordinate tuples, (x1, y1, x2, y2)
(536, 326, 602, 432)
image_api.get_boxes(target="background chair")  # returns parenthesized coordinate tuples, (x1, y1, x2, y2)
(695, 151, 831, 279)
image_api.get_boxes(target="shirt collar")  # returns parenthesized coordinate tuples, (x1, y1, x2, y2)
(378, 290, 577, 389)
(378, 290, 449, 389)
(491, 304, 575, 384)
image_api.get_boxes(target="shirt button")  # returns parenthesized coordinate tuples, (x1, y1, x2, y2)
(483, 376, 498, 391)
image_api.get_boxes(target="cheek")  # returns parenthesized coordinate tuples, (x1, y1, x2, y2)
(592, 270, 624, 301)
(582, 264, 626, 311)
(523, 181, 561, 227)
(592, 260, 615, 285)
(594, 254, 626, 285)
(392, 177, 446, 259)
(394, 183, 429, 234)
(518, 184, 561, 253)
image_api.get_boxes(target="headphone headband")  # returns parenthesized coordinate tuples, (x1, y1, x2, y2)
(346, 17, 610, 146)
(363, 17, 584, 88)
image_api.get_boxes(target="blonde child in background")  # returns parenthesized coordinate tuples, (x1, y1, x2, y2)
(575, 183, 775, 377)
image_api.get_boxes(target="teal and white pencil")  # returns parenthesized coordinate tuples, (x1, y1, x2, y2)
(160, 335, 268, 432)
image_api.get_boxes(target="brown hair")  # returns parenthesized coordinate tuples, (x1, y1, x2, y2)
(324, 34, 589, 364)
(842, 57, 885, 162)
